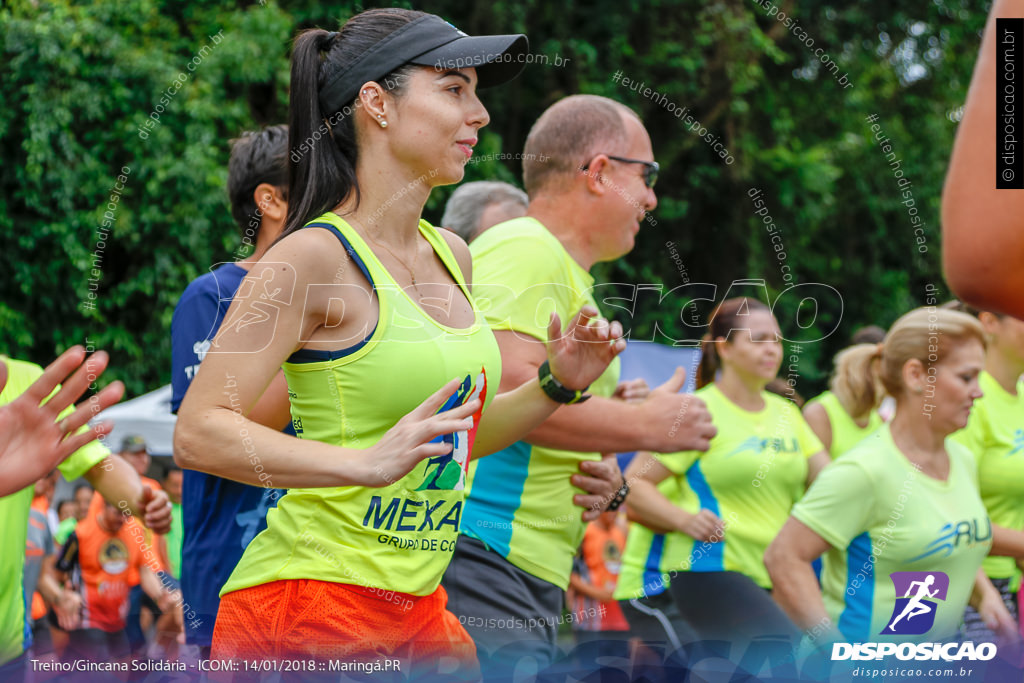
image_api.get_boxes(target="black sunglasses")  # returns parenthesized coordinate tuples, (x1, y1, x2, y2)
(581, 154, 659, 188)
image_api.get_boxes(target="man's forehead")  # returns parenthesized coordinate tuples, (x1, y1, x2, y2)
(620, 113, 653, 154)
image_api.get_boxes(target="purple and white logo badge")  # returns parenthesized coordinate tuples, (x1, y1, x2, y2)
(883, 572, 949, 635)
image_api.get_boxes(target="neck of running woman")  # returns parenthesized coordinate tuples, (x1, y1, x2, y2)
(716, 368, 767, 412)
(340, 159, 434, 249)
(889, 406, 950, 463)
(984, 347, 1024, 396)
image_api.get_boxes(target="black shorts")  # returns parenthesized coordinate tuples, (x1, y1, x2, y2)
(29, 618, 54, 656)
(442, 535, 564, 678)
(65, 628, 130, 661)
(618, 590, 698, 650)
(668, 570, 798, 642)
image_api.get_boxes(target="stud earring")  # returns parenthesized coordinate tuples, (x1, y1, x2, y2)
(379, 119, 388, 128)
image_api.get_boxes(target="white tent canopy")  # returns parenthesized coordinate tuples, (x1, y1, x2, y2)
(92, 384, 176, 457)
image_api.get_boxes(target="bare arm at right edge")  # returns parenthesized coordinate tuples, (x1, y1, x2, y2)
(943, 0, 1024, 318)
(494, 330, 716, 453)
(174, 229, 480, 489)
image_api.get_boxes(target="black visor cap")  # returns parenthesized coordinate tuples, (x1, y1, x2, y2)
(318, 15, 529, 115)
(410, 32, 530, 89)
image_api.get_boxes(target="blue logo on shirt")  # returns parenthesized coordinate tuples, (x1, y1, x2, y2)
(907, 518, 992, 562)
(1009, 429, 1024, 456)
(725, 435, 798, 457)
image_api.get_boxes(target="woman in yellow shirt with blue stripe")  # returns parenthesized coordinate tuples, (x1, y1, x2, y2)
(953, 306, 1024, 641)
(766, 308, 1017, 650)
(617, 297, 830, 645)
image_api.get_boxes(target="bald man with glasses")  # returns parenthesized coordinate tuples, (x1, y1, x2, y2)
(442, 94, 715, 677)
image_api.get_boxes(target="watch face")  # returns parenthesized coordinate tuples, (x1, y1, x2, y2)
(539, 362, 576, 403)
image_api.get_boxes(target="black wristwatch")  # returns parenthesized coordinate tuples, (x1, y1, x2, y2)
(538, 360, 591, 404)
(606, 477, 630, 511)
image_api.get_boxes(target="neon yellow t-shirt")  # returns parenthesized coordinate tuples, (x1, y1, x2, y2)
(793, 424, 991, 642)
(613, 477, 688, 600)
(653, 383, 823, 589)
(221, 215, 501, 598)
(951, 371, 1024, 581)
(461, 217, 620, 588)
(807, 390, 882, 459)
(0, 357, 109, 665)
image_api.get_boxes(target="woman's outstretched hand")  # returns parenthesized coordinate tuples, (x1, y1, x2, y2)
(0, 347, 124, 497)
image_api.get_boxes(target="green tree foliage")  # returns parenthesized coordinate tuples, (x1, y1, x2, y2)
(0, 0, 989, 397)
(1, 0, 292, 394)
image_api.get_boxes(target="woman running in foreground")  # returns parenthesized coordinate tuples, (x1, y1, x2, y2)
(174, 7, 624, 676)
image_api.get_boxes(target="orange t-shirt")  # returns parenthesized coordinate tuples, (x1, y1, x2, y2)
(30, 593, 46, 621)
(63, 512, 146, 632)
(86, 484, 168, 575)
(578, 522, 629, 632)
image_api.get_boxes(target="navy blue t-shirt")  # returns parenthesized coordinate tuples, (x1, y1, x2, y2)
(171, 262, 287, 647)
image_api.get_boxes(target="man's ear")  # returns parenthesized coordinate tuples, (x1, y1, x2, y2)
(581, 155, 610, 196)
(253, 183, 287, 222)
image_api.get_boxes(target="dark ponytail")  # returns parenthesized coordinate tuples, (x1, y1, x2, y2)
(281, 9, 426, 241)
(697, 334, 718, 390)
(697, 297, 773, 389)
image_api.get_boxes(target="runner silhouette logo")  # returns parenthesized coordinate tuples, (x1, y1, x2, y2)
(883, 571, 949, 635)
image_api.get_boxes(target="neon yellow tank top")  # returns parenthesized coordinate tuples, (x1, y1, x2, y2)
(221, 213, 502, 597)
(812, 391, 882, 459)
